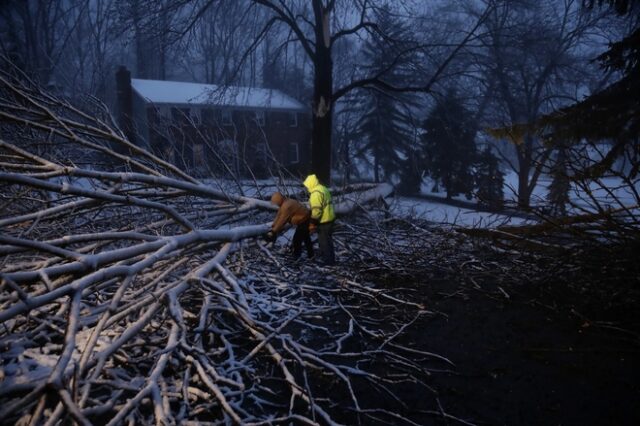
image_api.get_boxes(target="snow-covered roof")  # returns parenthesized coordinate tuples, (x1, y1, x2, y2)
(131, 78, 306, 111)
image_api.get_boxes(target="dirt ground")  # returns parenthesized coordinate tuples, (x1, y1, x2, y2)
(397, 272, 640, 425)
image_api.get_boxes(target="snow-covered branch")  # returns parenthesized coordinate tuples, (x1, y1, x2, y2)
(0, 71, 445, 425)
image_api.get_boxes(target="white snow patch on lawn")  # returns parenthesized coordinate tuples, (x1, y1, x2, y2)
(420, 171, 638, 214)
(389, 196, 530, 228)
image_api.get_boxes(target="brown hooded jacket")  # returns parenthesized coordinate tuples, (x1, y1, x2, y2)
(270, 192, 311, 234)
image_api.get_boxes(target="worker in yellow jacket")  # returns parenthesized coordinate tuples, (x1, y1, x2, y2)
(303, 174, 336, 265)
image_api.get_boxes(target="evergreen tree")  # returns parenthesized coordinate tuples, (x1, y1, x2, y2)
(352, 5, 419, 183)
(421, 91, 477, 199)
(547, 147, 571, 216)
(542, 2, 639, 175)
(397, 150, 423, 195)
(475, 147, 504, 211)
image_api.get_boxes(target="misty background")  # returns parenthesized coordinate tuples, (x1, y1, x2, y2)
(0, 0, 635, 210)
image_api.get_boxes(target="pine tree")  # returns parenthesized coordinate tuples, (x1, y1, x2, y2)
(352, 5, 419, 183)
(542, 2, 639, 175)
(475, 147, 504, 211)
(421, 91, 477, 199)
(547, 147, 570, 216)
(397, 148, 422, 195)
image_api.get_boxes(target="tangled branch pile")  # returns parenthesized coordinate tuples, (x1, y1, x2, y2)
(0, 66, 469, 425)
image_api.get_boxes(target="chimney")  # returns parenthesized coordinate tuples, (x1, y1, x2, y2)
(116, 66, 135, 145)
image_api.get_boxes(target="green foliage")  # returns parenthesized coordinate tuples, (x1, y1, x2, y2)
(420, 91, 477, 199)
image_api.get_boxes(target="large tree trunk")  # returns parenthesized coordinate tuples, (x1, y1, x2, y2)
(311, 65, 332, 185)
(517, 144, 532, 209)
(517, 174, 532, 208)
(516, 133, 552, 210)
(311, 1, 333, 185)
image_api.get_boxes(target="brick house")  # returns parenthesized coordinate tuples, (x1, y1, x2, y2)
(116, 66, 311, 178)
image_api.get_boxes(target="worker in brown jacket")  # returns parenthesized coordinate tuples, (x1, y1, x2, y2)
(266, 192, 314, 260)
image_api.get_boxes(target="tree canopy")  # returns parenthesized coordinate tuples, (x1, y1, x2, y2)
(540, 2, 639, 177)
(421, 91, 477, 200)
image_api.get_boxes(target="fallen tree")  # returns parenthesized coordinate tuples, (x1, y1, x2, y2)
(0, 63, 472, 426)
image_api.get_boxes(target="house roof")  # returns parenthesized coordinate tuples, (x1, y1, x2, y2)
(131, 78, 306, 111)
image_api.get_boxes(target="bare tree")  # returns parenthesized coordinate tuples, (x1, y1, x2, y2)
(476, 0, 610, 208)
(111, 0, 186, 80)
(175, 0, 492, 185)
(0, 0, 86, 86)
(63, 0, 123, 101)
(174, 0, 259, 84)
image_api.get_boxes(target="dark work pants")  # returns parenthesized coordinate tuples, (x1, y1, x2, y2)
(292, 220, 314, 259)
(317, 221, 335, 265)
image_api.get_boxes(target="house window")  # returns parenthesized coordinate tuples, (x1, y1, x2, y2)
(255, 110, 265, 126)
(221, 109, 232, 126)
(289, 112, 298, 127)
(193, 143, 205, 168)
(288, 142, 299, 164)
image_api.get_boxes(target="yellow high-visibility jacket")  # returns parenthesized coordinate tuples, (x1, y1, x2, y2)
(303, 174, 335, 224)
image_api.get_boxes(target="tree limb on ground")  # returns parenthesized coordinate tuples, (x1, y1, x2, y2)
(0, 65, 461, 426)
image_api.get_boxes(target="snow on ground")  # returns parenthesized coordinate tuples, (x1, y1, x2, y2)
(419, 171, 639, 215)
(389, 196, 530, 228)
(503, 172, 640, 211)
(0, 327, 113, 385)
(419, 178, 480, 204)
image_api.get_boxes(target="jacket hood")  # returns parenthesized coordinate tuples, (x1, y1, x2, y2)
(270, 192, 284, 206)
(303, 174, 319, 191)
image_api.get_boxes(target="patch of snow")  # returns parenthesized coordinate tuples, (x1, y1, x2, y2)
(390, 196, 530, 228)
(502, 171, 639, 212)
(0, 328, 113, 393)
(419, 176, 478, 203)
